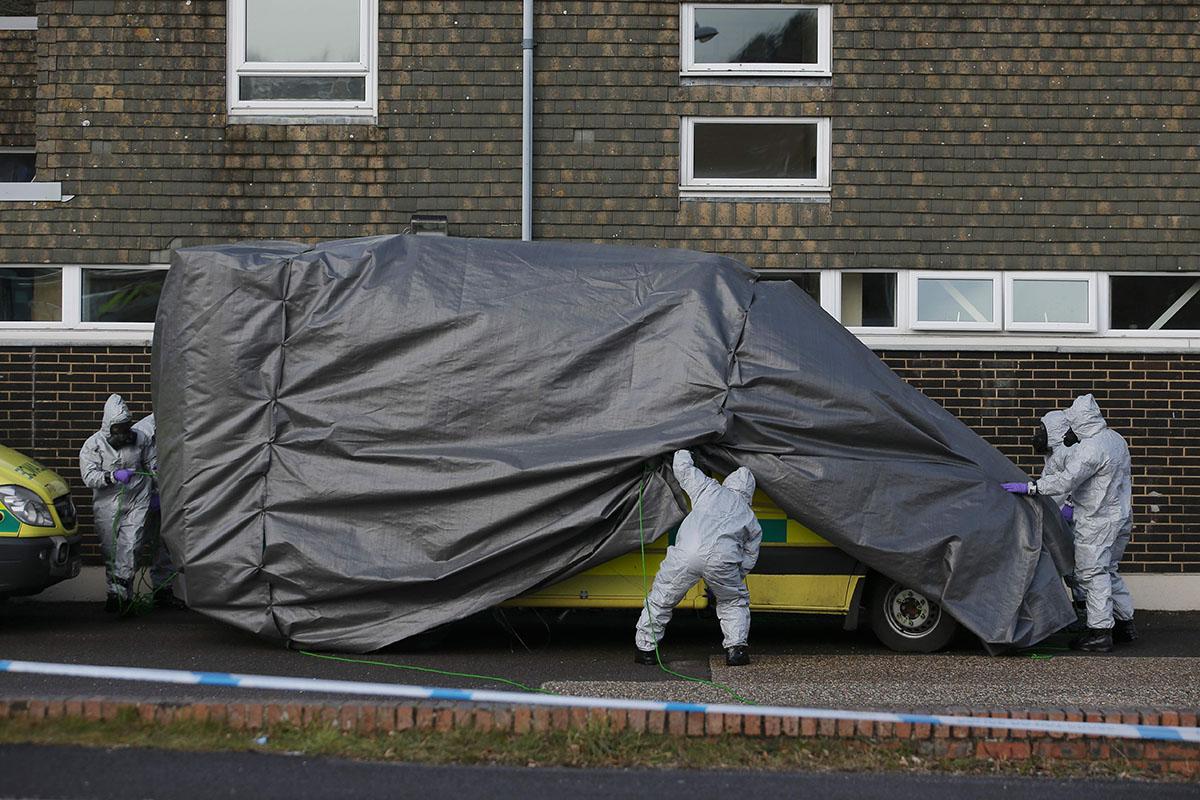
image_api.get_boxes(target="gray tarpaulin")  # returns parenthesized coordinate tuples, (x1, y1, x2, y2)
(153, 235, 1075, 653)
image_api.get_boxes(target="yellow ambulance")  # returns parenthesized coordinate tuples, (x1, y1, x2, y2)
(0, 444, 82, 600)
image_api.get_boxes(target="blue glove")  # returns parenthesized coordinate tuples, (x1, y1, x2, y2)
(149, 493, 161, 512)
(1061, 505, 1074, 523)
(1001, 482, 1030, 495)
(113, 468, 135, 484)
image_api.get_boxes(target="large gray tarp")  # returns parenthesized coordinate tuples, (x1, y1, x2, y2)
(153, 235, 1075, 653)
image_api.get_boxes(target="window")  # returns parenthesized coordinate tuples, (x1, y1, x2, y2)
(0, 149, 35, 182)
(1109, 275, 1200, 332)
(841, 271, 897, 329)
(681, 4, 832, 77)
(0, 268, 63, 322)
(681, 117, 831, 198)
(909, 272, 1000, 331)
(0, 265, 166, 333)
(227, 0, 377, 118)
(758, 270, 821, 304)
(1004, 273, 1097, 333)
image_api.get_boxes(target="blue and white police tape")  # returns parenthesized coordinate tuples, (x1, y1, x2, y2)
(0, 658, 1196, 743)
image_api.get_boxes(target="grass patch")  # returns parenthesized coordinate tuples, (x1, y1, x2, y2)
(0, 712, 1179, 782)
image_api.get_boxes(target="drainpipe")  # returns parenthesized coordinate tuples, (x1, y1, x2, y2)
(521, 1, 534, 241)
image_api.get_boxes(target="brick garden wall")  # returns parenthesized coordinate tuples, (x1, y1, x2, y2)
(2, 346, 1194, 573)
(0, 1, 1196, 268)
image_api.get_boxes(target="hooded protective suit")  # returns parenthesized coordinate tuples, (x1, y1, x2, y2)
(1039, 409, 1080, 601)
(131, 414, 175, 591)
(635, 450, 763, 651)
(79, 395, 154, 598)
(1035, 395, 1133, 629)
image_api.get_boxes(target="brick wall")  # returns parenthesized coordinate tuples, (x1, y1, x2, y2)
(2, 345, 1194, 573)
(0, 1, 1196, 267)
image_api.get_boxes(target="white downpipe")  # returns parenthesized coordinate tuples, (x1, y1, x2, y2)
(521, 2, 534, 241)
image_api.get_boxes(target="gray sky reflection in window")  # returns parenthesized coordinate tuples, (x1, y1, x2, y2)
(917, 278, 993, 323)
(1012, 279, 1089, 324)
(246, 0, 360, 62)
(694, 123, 816, 180)
(694, 7, 818, 64)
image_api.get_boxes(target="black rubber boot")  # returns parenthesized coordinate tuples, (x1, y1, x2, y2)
(103, 593, 121, 614)
(725, 645, 750, 667)
(1113, 619, 1139, 644)
(1063, 601, 1088, 634)
(634, 648, 658, 666)
(1069, 627, 1113, 653)
(154, 588, 186, 609)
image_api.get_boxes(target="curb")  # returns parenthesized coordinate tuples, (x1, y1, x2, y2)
(2, 697, 1198, 777)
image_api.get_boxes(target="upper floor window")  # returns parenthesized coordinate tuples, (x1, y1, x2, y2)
(681, 4, 832, 77)
(680, 117, 831, 198)
(227, 0, 377, 119)
(909, 272, 1001, 331)
(1109, 274, 1200, 332)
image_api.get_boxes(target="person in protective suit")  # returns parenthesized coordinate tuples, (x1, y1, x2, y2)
(1004, 394, 1135, 652)
(79, 394, 155, 613)
(132, 414, 183, 608)
(635, 449, 762, 667)
(1035, 409, 1085, 620)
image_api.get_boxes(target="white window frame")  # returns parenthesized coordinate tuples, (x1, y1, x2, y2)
(1004, 272, 1098, 333)
(1102, 272, 1200, 337)
(0, 265, 167, 341)
(835, 269, 906, 335)
(680, 3, 833, 77)
(908, 271, 1002, 332)
(680, 116, 831, 198)
(227, 0, 378, 119)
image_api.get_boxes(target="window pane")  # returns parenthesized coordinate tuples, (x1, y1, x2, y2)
(239, 76, 366, 102)
(693, 7, 820, 66)
(1110, 275, 1200, 331)
(82, 269, 165, 323)
(841, 272, 895, 327)
(1011, 279, 1089, 324)
(693, 123, 817, 180)
(916, 277, 994, 323)
(0, 268, 62, 322)
(762, 272, 820, 303)
(0, 152, 35, 182)
(245, 0, 360, 63)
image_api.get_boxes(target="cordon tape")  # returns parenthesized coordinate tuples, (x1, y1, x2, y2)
(1, 658, 1196, 743)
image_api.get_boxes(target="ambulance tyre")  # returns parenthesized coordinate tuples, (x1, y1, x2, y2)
(867, 577, 958, 653)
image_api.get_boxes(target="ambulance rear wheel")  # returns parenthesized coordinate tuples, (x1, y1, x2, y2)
(867, 578, 958, 653)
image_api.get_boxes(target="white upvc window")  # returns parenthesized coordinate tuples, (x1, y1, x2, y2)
(1004, 272, 1098, 333)
(909, 271, 1001, 331)
(0, 265, 167, 337)
(836, 270, 904, 333)
(227, 0, 377, 119)
(680, 117, 831, 198)
(1105, 273, 1200, 334)
(681, 4, 832, 77)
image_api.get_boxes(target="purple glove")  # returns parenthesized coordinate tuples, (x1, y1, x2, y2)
(113, 468, 135, 484)
(149, 493, 161, 512)
(1001, 482, 1030, 495)
(1061, 505, 1074, 523)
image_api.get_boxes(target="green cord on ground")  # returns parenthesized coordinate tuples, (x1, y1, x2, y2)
(297, 650, 553, 695)
(638, 466, 754, 705)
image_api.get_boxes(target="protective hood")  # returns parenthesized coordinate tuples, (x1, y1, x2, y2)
(133, 414, 156, 440)
(100, 393, 132, 436)
(1066, 394, 1108, 440)
(723, 468, 756, 504)
(1041, 410, 1070, 451)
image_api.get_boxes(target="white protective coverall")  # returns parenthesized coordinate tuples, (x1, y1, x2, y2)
(1034, 395, 1134, 629)
(635, 450, 763, 651)
(1040, 409, 1081, 602)
(79, 394, 154, 598)
(132, 414, 175, 590)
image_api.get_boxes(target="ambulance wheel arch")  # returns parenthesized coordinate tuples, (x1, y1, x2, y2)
(865, 574, 959, 653)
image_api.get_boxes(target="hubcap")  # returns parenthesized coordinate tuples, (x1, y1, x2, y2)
(885, 585, 941, 639)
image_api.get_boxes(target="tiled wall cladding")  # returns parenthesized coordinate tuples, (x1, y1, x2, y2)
(0, 1, 1197, 267)
(1, 346, 1195, 573)
(0, 28, 35, 149)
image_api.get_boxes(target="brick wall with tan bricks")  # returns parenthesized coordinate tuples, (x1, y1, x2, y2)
(0, 1, 1196, 267)
(2, 345, 1194, 572)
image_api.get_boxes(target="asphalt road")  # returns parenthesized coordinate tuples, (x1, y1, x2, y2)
(1, 602, 1198, 711)
(2, 745, 1196, 800)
